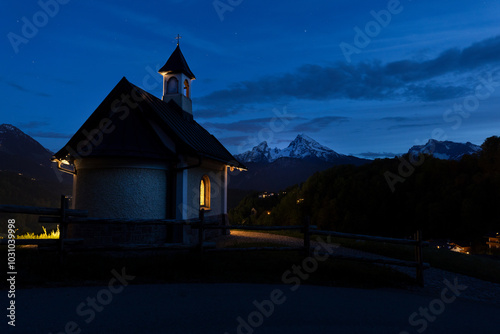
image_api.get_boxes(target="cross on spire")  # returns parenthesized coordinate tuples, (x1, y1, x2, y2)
(175, 34, 182, 46)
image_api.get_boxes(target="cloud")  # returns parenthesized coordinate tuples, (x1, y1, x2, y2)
(195, 104, 273, 119)
(95, 2, 223, 55)
(387, 123, 441, 131)
(5, 81, 51, 97)
(293, 116, 350, 132)
(357, 152, 399, 159)
(16, 121, 50, 129)
(195, 108, 231, 118)
(197, 35, 500, 111)
(28, 131, 72, 139)
(379, 117, 410, 122)
(195, 106, 246, 118)
(404, 83, 469, 101)
(203, 117, 281, 133)
(203, 109, 302, 133)
(217, 135, 255, 148)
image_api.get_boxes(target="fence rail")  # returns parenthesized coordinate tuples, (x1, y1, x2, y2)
(0, 204, 87, 217)
(39, 216, 200, 225)
(1, 196, 429, 286)
(312, 229, 429, 246)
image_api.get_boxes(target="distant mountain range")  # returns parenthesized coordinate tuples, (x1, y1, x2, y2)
(235, 134, 347, 163)
(408, 139, 481, 161)
(236, 135, 483, 165)
(229, 135, 484, 194)
(230, 135, 370, 192)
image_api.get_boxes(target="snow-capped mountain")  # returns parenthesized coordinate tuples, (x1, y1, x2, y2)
(229, 134, 369, 193)
(235, 141, 281, 163)
(408, 139, 481, 161)
(235, 134, 343, 163)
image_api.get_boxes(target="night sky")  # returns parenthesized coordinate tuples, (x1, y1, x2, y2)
(2, 0, 500, 158)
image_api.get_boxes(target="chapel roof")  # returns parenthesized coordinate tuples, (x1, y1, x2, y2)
(54, 77, 245, 169)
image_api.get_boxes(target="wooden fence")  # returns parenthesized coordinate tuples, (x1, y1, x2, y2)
(197, 213, 429, 286)
(0, 196, 429, 286)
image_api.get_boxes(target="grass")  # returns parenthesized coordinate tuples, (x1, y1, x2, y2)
(258, 229, 500, 284)
(0, 245, 414, 290)
(16, 226, 60, 239)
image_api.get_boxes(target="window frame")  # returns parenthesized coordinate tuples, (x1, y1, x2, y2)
(167, 77, 179, 94)
(184, 79, 190, 98)
(200, 175, 211, 210)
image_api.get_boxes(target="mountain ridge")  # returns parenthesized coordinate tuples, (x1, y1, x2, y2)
(408, 139, 481, 161)
(236, 134, 346, 163)
(230, 134, 369, 193)
(229, 135, 485, 196)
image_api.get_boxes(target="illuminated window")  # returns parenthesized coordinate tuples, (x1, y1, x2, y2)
(200, 175, 210, 209)
(167, 77, 178, 94)
(184, 79, 190, 98)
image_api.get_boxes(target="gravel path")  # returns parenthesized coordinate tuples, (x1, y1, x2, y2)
(214, 231, 500, 307)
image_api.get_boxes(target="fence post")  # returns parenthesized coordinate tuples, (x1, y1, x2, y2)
(198, 209, 205, 254)
(304, 216, 311, 257)
(58, 195, 69, 265)
(415, 230, 424, 287)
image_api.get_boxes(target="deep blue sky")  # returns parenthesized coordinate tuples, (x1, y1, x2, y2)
(2, 0, 500, 158)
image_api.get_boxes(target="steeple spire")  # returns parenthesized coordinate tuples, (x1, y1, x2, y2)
(175, 34, 181, 46)
(158, 43, 195, 79)
(158, 41, 195, 114)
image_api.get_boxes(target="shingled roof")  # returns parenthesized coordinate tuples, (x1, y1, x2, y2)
(54, 77, 245, 169)
(158, 45, 196, 79)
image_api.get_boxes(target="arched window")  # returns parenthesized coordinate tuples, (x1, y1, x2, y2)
(200, 175, 210, 209)
(184, 79, 190, 98)
(167, 77, 178, 94)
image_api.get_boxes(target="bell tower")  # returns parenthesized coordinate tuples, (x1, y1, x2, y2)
(158, 36, 196, 114)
